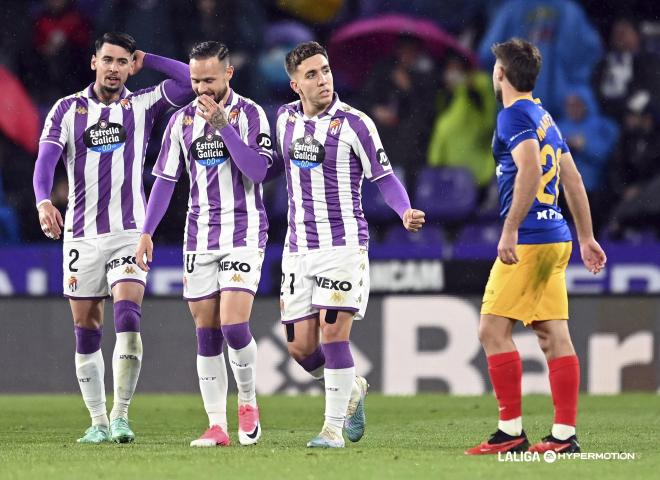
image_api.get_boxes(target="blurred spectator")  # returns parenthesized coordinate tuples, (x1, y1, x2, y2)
(171, 0, 265, 99)
(557, 86, 618, 232)
(360, 35, 439, 187)
(594, 18, 660, 121)
(427, 54, 496, 200)
(478, 0, 602, 117)
(0, 0, 30, 71)
(276, 0, 345, 24)
(0, 138, 21, 243)
(96, 0, 177, 89)
(606, 100, 660, 237)
(19, 0, 91, 105)
(357, 0, 484, 35)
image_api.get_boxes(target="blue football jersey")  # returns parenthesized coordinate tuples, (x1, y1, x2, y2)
(492, 96, 572, 244)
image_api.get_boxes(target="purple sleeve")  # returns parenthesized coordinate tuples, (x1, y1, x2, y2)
(33, 141, 64, 205)
(263, 150, 284, 183)
(220, 124, 269, 183)
(143, 53, 192, 107)
(142, 177, 176, 236)
(374, 173, 411, 220)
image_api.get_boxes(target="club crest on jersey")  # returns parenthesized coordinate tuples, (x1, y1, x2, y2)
(83, 120, 126, 153)
(120, 98, 132, 110)
(191, 133, 229, 167)
(289, 134, 325, 169)
(228, 108, 240, 125)
(68, 276, 78, 292)
(329, 117, 343, 136)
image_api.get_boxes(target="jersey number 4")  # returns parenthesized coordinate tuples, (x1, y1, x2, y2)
(536, 145, 562, 206)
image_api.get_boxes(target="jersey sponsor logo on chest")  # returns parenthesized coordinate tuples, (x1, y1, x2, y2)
(289, 133, 325, 169)
(83, 119, 127, 153)
(191, 132, 230, 167)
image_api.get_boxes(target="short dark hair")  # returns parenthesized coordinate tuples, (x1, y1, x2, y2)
(285, 41, 328, 76)
(95, 32, 137, 55)
(491, 38, 541, 92)
(189, 41, 230, 62)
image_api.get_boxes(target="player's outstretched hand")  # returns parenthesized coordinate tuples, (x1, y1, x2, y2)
(403, 208, 425, 232)
(131, 50, 145, 76)
(580, 238, 606, 274)
(497, 228, 519, 265)
(196, 94, 229, 129)
(38, 200, 63, 240)
(136, 233, 153, 272)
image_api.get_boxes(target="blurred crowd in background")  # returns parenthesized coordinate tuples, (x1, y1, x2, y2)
(1, 0, 659, 256)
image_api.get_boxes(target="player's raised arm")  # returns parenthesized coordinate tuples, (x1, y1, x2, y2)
(134, 50, 193, 107)
(500, 138, 543, 264)
(196, 95, 271, 183)
(559, 151, 606, 274)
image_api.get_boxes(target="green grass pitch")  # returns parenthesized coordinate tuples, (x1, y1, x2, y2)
(0, 394, 657, 479)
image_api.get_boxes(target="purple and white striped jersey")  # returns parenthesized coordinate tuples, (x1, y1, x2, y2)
(153, 90, 272, 252)
(276, 94, 393, 253)
(40, 83, 182, 240)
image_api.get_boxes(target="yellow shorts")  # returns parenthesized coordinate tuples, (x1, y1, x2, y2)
(480, 242, 572, 325)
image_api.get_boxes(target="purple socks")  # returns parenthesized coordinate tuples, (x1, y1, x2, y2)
(196, 327, 224, 357)
(321, 341, 354, 369)
(114, 300, 141, 333)
(298, 346, 326, 373)
(221, 323, 253, 350)
(74, 326, 102, 354)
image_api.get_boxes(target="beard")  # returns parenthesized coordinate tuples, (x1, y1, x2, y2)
(197, 85, 228, 104)
(101, 82, 121, 94)
(494, 86, 502, 103)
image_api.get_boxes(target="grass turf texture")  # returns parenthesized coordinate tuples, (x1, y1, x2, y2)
(0, 394, 657, 479)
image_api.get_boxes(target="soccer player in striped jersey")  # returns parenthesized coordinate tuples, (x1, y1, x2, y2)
(32, 32, 193, 444)
(136, 41, 272, 447)
(465, 39, 606, 455)
(276, 42, 425, 448)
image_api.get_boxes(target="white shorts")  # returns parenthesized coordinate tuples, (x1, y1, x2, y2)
(280, 247, 370, 324)
(183, 248, 264, 301)
(63, 232, 147, 299)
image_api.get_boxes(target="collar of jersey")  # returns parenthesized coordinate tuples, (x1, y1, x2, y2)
(296, 93, 341, 121)
(509, 93, 541, 106)
(85, 83, 130, 104)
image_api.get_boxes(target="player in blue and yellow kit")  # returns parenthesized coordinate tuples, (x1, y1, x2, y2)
(466, 39, 606, 455)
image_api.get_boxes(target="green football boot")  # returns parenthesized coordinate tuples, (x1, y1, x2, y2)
(77, 425, 110, 444)
(109, 417, 135, 444)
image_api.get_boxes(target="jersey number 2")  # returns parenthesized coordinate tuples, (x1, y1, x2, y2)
(536, 145, 562, 206)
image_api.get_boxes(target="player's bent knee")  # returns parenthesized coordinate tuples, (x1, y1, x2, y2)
(286, 340, 317, 362)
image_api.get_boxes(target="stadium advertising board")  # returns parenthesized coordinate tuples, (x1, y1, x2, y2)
(1, 296, 658, 394)
(2, 244, 660, 295)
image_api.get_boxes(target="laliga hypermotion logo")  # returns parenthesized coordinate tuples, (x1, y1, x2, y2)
(68, 276, 78, 292)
